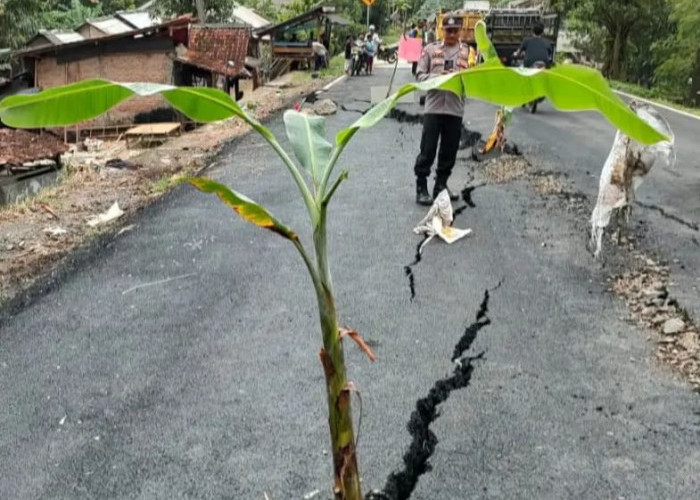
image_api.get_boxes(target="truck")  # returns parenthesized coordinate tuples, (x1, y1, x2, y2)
(434, 5, 560, 66)
(436, 6, 489, 45)
(484, 7, 560, 66)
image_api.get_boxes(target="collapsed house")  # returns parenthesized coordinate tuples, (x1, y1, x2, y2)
(0, 129, 68, 205)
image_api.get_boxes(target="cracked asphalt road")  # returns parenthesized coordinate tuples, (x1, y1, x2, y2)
(2, 68, 700, 499)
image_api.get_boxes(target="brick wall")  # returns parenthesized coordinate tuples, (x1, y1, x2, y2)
(36, 51, 174, 127)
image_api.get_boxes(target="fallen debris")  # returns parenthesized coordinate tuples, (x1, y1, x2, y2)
(413, 190, 472, 249)
(610, 253, 700, 391)
(481, 156, 531, 184)
(86, 202, 124, 227)
(312, 98, 337, 115)
(43, 227, 68, 237)
(0, 129, 68, 169)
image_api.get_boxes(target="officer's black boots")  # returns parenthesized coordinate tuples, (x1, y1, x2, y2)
(416, 178, 432, 206)
(433, 178, 459, 201)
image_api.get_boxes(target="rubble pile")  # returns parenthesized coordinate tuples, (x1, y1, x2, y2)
(0, 129, 68, 171)
(610, 254, 700, 390)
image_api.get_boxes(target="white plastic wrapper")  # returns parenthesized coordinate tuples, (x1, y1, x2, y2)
(590, 102, 675, 257)
(413, 190, 472, 252)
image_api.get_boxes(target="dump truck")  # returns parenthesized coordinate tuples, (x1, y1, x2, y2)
(484, 8, 560, 66)
(435, 6, 559, 65)
(436, 7, 489, 45)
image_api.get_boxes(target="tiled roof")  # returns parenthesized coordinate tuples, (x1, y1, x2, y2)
(182, 26, 250, 77)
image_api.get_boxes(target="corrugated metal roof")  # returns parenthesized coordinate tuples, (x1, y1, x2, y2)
(116, 11, 161, 30)
(41, 30, 85, 45)
(231, 4, 271, 29)
(87, 16, 134, 35)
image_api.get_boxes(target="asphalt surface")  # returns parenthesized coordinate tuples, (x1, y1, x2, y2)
(1, 68, 700, 499)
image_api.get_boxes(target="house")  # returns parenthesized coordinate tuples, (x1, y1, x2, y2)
(174, 25, 251, 99)
(253, 4, 347, 75)
(15, 15, 192, 128)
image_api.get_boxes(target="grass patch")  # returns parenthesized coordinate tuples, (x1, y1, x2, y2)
(320, 54, 346, 79)
(609, 80, 700, 117)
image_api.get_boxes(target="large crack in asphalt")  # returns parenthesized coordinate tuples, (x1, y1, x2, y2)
(635, 201, 700, 232)
(403, 235, 429, 301)
(365, 288, 493, 500)
(387, 109, 482, 150)
(340, 105, 482, 152)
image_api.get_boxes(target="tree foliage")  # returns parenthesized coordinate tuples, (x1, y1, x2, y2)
(556, 0, 698, 105)
(150, 0, 235, 21)
(0, 0, 136, 49)
(654, 0, 700, 103)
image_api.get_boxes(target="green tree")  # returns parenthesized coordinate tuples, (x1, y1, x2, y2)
(152, 0, 235, 21)
(563, 0, 662, 80)
(0, 0, 137, 49)
(415, 0, 461, 20)
(654, 0, 700, 103)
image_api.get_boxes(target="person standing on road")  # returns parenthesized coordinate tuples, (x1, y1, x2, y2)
(413, 13, 470, 206)
(344, 35, 353, 75)
(425, 21, 436, 44)
(364, 33, 376, 75)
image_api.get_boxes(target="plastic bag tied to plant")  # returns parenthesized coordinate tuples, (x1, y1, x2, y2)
(0, 21, 671, 500)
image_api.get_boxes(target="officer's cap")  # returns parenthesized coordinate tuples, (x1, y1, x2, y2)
(443, 14, 462, 29)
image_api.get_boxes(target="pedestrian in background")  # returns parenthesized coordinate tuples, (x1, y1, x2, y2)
(344, 35, 353, 75)
(408, 23, 419, 75)
(364, 33, 376, 75)
(412, 13, 471, 205)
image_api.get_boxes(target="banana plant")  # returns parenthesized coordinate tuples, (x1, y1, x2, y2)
(0, 22, 669, 500)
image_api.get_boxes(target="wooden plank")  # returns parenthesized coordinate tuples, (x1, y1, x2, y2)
(124, 122, 181, 136)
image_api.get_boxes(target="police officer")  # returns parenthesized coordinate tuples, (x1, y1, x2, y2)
(413, 13, 470, 206)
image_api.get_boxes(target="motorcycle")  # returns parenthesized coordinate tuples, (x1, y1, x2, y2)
(377, 43, 398, 64)
(351, 43, 368, 76)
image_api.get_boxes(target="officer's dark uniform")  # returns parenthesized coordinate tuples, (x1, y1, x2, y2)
(413, 14, 470, 205)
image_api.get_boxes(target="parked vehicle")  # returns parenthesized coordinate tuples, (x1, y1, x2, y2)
(484, 8, 560, 66)
(436, 8, 488, 45)
(377, 43, 398, 64)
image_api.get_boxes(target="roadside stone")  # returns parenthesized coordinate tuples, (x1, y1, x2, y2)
(678, 332, 699, 352)
(662, 318, 685, 335)
(652, 314, 669, 325)
(313, 98, 337, 115)
(640, 307, 655, 317)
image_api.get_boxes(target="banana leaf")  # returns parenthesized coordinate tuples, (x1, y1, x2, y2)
(188, 178, 297, 240)
(283, 110, 333, 187)
(0, 79, 274, 141)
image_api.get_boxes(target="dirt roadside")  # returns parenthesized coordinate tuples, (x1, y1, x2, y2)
(0, 73, 339, 308)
